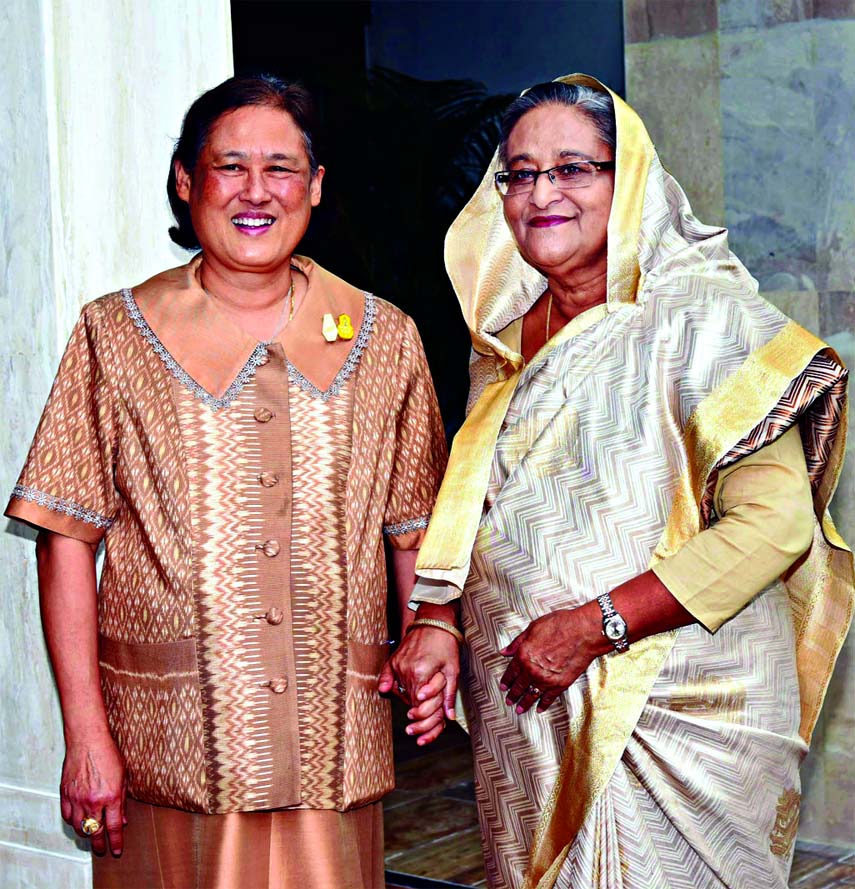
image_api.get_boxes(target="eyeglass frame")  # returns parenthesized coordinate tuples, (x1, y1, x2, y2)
(494, 160, 615, 196)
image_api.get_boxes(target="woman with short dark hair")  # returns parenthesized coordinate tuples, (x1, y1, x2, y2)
(166, 74, 322, 249)
(6, 74, 447, 888)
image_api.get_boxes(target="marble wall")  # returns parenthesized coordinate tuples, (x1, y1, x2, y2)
(0, 1, 232, 884)
(625, 0, 855, 848)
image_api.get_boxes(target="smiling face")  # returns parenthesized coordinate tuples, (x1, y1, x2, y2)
(502, 103, 614, 281)
(174, 104, 323, 276)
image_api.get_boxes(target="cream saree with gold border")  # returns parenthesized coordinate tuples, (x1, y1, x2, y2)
(415, 75, 852, 889)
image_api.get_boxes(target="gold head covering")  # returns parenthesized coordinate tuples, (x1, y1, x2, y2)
(417, 73, 653, 590)
(417, 74, 853, 888)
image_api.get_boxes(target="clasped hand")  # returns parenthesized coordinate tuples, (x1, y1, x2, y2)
(378, 624, 460, 746)
(381, 604, 601, 744)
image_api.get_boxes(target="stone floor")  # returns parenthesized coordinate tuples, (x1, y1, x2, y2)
(383, 703, 484, 887)
(789, 846, 855, 888)
(383, 702, 855, 888)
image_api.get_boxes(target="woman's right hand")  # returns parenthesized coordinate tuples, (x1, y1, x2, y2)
(61, 733, 127, 856)
(379, 630, 460, 745)
(395, 626, 459, 745)
(35, 532, 127, 856)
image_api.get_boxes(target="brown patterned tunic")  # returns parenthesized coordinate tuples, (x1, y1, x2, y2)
(6, 256, 447, 814)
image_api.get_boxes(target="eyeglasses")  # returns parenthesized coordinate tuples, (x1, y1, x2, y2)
(494, 160, 615, 196)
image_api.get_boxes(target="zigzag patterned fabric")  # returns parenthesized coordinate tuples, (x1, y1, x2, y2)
(433, 75, 852, 889)
(464, 284, 821, 886)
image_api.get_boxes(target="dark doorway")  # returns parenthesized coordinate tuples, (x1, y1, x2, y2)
(230, 3, 625, 883)
(231, 0, 624, 438)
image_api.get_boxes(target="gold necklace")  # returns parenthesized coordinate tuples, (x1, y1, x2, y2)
(286, 279, 296, 322)
(270, 279, 295, 338)
(545, 291, 553, 341)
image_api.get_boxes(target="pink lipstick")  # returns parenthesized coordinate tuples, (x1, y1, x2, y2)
(232, 213, 276, 235)
(528, 216, 570, 228)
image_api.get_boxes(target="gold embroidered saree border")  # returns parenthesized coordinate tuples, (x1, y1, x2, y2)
(524, 323, 853, 889)
(416, 303, 609, 588)
(415, 373, 520, 588)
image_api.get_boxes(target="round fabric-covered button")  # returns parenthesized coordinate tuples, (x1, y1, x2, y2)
(265, 607, 284, 625)
(257, 539, 281, 558)
(267, 676, 288, 694)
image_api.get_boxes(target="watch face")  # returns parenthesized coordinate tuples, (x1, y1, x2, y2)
(604, 615, 627, 641)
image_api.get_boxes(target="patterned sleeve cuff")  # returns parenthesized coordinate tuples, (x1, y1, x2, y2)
(6, 485, 113, 543)
(383, 514, 430, 536)
(383, 514, 430, 550)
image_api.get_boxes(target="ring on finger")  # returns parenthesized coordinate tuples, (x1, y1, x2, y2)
(526, 685, 542, 698)
(81, 817, 102, 836)
(396, 681, 406, 696)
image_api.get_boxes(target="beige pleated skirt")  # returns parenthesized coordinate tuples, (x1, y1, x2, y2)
(92, 798, 385, 889)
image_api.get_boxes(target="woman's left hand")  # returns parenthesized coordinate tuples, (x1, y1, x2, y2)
(381, 625, 459, 718)
(500, 603, 604, 714)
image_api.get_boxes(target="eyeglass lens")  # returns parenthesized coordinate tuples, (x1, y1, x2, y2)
(497, 162, 600, 195)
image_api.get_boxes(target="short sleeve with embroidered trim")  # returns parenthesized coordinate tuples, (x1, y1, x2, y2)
(382, 317, 448, 550)
(6, 302, 119, 543)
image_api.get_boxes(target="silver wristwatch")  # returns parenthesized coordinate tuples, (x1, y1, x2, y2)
(597, 592, 629, 652)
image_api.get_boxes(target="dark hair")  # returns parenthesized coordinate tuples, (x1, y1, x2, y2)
(498, 81, 616, 167)
(167, 74, 320, 250)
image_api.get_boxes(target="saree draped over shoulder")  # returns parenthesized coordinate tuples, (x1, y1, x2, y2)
(415, 75, 853, 889)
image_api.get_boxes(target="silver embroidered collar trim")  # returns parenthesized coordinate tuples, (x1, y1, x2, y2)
(383, 514, 430, 536)
(122, 288, 377, 410)
(12, 484, 114, 529)
(122, 287, 269, 412)
(286, 292, 377, 402)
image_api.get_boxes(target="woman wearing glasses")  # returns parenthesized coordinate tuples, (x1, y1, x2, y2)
(389, 76, 852, 888)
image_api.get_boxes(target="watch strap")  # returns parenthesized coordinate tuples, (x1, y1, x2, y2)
(597, 592, 618, 619)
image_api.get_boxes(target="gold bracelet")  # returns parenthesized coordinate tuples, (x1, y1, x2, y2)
(408, 618, 464, 645)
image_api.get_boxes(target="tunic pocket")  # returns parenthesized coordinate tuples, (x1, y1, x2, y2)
(341, 639, 395, 809)
(98, 634, 208, 812)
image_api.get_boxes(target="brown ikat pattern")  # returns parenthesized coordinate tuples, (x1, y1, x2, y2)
(175, 382, 279, 813)
(12, 294, 196, 642)
(8, 279, 446, 814)
(289, 380, 352, 807)
(340, 303, 446, 806)
(100, 300, 195, 643)
(346, 304, 447, 644)
(342, 652, 395, 808)
(10, 302, 120, 534)
(99, 658, 207, 810)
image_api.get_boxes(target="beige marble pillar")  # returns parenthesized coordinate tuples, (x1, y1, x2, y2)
(625, 0, 855, 850)
(0, 1, 231, 884)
